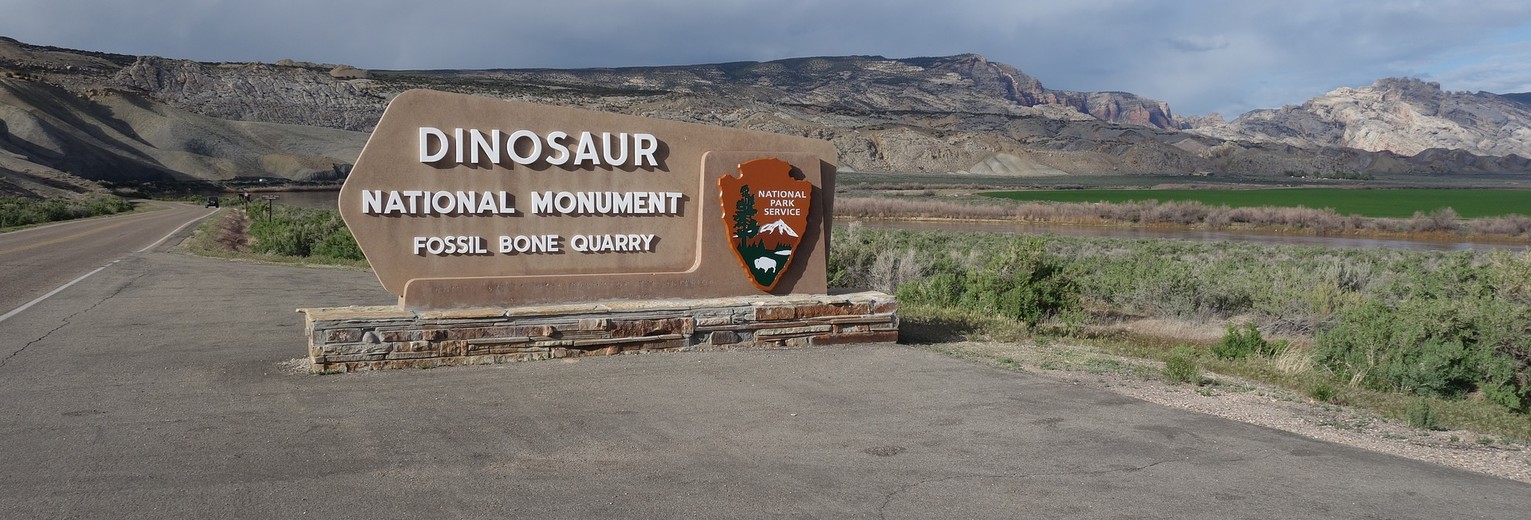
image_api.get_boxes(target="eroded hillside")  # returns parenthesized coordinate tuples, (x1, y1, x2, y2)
(3, 36, 1530, 198)
(1190, 78, 1531, 159)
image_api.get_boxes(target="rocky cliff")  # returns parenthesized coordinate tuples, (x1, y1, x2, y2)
(111, 57, 387, 131)
(98, 52, 1178, 133)
(1189, 78, 1531, 158)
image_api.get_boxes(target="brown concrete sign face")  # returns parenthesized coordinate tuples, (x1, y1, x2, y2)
(340, 89, 836, 310)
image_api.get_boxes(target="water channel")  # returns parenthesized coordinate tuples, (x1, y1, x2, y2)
(271, 190, 1527, 252)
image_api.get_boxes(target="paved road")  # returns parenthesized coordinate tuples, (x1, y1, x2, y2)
(1, 234, 1528, 518)
(0, 202, 216, 315)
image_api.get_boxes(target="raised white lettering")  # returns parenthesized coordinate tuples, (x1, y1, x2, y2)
(468, 129, 500, 164)
(384, 191, 406, 214)
(362, 190, 384, 213)
(499, 234, 562, 254)
(453, 128, 464, 164)
(413, 236, 489, 256)
(573, 131, 598, 166)
(634, 133, 658, 167)
(546, 131, 570, 166)
(413, 127, 663, 168)
(363, 190, 517, 216)
(568, 233, 657, 253)
(528, 191, 683, 215)
(506, 129, 541, 165)
(419, 127, 448, 162)
(601, 132, 628, 165)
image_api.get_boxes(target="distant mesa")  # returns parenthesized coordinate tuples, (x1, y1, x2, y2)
(329, 65, 369, 80)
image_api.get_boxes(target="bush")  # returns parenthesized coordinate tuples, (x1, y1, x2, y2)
(246, 205, 364, 261)
(895, 239, 1079, 329)
(1212, 323, 1285, 361)
(0, 195, 134, 228)
(1163, 345, 1200, 384)
(1314, 298, 1529, 411)
(1307, 381, 1339, 403)
(1407, 398, 1439, 430)
(828, 227, 1531, 415)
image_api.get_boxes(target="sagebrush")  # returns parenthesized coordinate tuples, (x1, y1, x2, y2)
(0, 196, 134, 228)
(245, 205, 363, 260)
(831, 226, 1531, 413)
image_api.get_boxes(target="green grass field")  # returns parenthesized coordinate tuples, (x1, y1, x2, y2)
(981, 188, 1531, 218)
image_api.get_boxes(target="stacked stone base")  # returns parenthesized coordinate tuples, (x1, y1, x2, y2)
(298, 291, 897, 374)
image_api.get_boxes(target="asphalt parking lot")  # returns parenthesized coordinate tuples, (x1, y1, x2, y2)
(2, 247, 1529, 519)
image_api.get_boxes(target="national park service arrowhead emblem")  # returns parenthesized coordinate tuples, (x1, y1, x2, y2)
(719, 158, 813, 291)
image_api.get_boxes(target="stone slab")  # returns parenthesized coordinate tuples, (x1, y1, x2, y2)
(299, 291, 897, 374)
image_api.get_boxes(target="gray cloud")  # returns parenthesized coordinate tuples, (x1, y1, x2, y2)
(1166, 36, 1231, 53)
(3, 0, 1530, 116)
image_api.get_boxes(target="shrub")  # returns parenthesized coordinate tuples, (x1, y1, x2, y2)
(1212, 323, 1285, 361)
(1406, 398, 1438, 430)
(1314, 298, 1529, 411)
(0, 195, 134, 228)
(1307, 381, 1338, 403)
(867, 249, 923, 293)
(1163, 345, 1200, 385)
(895, 239, 1080, 329)
(828, 228, 1531, 414)
(246, 205, 364, 260)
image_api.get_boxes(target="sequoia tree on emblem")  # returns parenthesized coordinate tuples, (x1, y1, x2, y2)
(718, 158, 814, 291)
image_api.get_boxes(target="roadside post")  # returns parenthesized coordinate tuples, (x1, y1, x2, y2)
(259, 195, 278, 220)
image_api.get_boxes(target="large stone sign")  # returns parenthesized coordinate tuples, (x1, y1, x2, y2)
(302, 89, 896, 374)
(340, 89, 837, 310)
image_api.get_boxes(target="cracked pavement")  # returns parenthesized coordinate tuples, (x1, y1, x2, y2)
(1, 227, 1529, 518)
(1, 264, 142, 370)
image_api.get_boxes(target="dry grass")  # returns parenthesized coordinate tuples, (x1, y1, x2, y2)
(1274, 347, 1315, 376)
(867, 248, 923, 292)
(1115, 318, 1228, 344)
(216, 209, 251, 252)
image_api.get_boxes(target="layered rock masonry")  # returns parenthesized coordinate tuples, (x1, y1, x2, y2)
(299, 291, 898, 374)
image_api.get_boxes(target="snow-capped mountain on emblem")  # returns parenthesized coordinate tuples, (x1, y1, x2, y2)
(718, 158, 814, 291)
(758, 219, 799, 237)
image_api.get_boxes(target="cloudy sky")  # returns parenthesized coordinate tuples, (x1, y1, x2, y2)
(5, 0, 1530, 117)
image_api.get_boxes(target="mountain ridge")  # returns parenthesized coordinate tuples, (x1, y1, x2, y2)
(3, 36, 1529, 198)
(1188, 78, 1531, 159)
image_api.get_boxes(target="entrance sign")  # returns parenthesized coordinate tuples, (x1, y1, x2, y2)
(340, 89, 837, 310)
